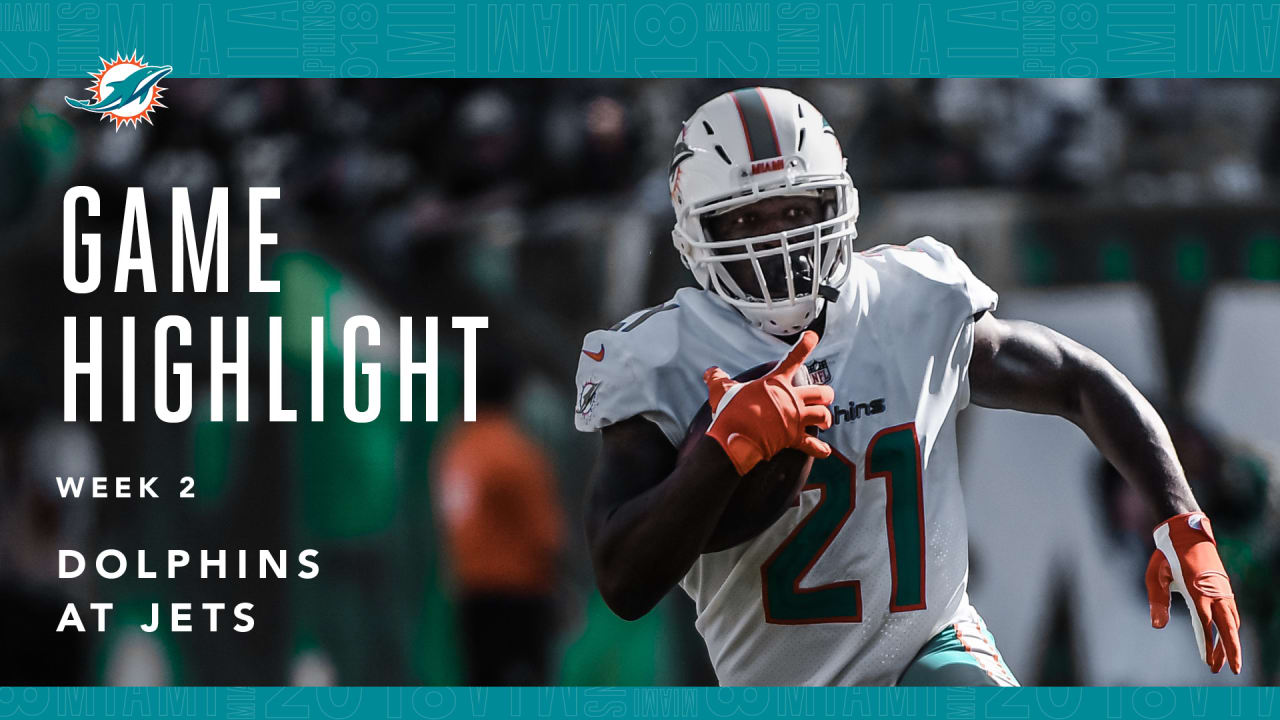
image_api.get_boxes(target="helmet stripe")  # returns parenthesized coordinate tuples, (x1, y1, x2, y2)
(730, 88, 781, 161)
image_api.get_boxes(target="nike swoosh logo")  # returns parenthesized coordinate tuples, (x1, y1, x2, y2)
(582, 345, 605, 362)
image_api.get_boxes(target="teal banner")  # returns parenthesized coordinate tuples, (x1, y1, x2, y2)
(1, 2, 1278, 78)
(0, 687, 1276, 719)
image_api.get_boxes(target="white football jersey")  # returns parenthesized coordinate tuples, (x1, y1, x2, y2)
(574, 236, 999, 686)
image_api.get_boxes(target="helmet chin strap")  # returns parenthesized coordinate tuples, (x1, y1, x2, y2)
(752, 297, 830, 341)
(746, 296, 822, 336)
(751, 283, 842, 337)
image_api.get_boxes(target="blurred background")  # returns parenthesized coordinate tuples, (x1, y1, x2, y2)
(0, 78, 1277, 686)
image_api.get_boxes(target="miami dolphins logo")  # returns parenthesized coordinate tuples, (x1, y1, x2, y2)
(65, 52, 171, 130)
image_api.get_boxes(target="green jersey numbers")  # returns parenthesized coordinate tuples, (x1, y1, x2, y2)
(867, 424, 927, 612)
(761, 423, 926, 624)
(760, 449, 861, 623)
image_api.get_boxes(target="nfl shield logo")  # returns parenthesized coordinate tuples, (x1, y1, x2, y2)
(806, 359, 831, 385)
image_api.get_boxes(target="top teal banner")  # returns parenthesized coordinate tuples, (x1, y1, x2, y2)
(0, 2, 1277, 79)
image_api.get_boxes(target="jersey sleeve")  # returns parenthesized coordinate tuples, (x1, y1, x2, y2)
(905, 235, 999, 318)
(873, 237, 998, 412)
(572, 315, 688, 445)
(906, 236, 997, 410)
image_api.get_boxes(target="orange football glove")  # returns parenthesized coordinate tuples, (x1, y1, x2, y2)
(703, 330, 835, 476)
(1145, 512, 1243, 674)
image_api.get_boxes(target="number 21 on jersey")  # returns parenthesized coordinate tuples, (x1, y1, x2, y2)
(761, 423, 926, 624)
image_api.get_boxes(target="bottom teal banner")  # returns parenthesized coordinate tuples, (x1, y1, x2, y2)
(0, 687, 1276, 720)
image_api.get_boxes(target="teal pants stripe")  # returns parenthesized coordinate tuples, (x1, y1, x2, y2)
(898, 621, 1019, 686)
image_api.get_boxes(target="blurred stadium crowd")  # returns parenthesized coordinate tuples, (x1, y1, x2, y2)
(0, 78, 1278, 686)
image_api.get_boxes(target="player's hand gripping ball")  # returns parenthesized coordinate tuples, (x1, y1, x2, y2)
(1146, 512, 1244, 674)
(678, 331, 834, 552)
(702, 330, 835, 475)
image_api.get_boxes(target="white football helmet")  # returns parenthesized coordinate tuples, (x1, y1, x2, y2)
(670, 87, 859, 335)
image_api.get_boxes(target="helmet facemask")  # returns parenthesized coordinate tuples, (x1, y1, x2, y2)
(677, 174, 858, 335)
(669, 87, 860, 335)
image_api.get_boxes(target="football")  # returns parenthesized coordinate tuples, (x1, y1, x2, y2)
(678, 362, 816, 553)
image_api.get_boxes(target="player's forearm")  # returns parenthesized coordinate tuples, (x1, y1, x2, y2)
(970, 316, 1199, 521)
(1070, 356, 1199, 520)
(590, 436, 742, 620)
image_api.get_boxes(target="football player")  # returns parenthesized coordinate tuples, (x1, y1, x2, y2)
(574, 87, 1242, 685)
